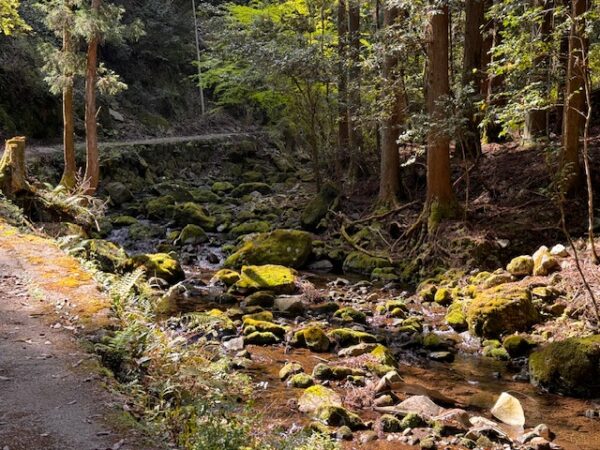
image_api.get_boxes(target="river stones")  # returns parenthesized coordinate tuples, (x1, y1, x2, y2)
(507, 255, 534, 277)
(290, 326, 330, 352)
(126, 252, 185, 285)
(396, 395, 443, 418)
(288, 373, 314, 388)
(532, 246, 560, 276)
(491, 392, 525, 427)
(279, 362, 303, 380)
(298, 385, 342, 413)
(232, 265, 297, 294)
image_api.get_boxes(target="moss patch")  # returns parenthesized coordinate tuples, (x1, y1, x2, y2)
(233, 264, 297, 294)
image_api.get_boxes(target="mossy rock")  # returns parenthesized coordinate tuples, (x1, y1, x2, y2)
(342, 252, 389, 276)
(291, 326, 331, 352)
(173, 202, 216, 231)
(401, 413, 425, 429)
(327, 328, 377, 347)
(83, 239, 128, 273)
(370, 344, 396, 366)
(529, 335, 600, 397)
(502, 335, 533, 358)
(288, 373, 314, 388)
(165, 310, 236, 337)
(242, 311, 274, 322)
(242, 318, 287, 338)
(244, 331, 280, 345)
(418, 284, 437, 302)
(224, 229, 313, 269)
(244, 291, 275, 307)
(105, 181, 133, 206)
(378, 414, 403, 433)
(128, 223, 162, 240)
(230, 220, 270, 237)
(315, 405, 365, 430)
(211, 181, 235, 194)
(210, 269, 240, 286)
(110, 215, 138, 227)
(506, 255, 534, 277)
(300, 182, 338, 230)
(371, 267, 400, 283)
(466, 285, 539, 338)
(298, 385, 342, 413)
(333, 307, 366, 323)
(279, 362, 304, 380)
(483, 345, 509, 360)
(152, 182, 194, 202)
(177, 224, 208, 245)
(232, 264, 297, 294)
(126, 253, 185, 285)
(146, 195, 176, 219)
(312, 363, 365, 381)
(445, 302, 468, 332)
(533, 246, 560, 276)
(398, 316, 423, 334)
(190, 188, 220, 204)
(434, 288, 453, 306)
(230, 182, 272, 197)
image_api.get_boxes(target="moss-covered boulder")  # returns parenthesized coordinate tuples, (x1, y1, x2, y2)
(466, 285, 539, 338)
(333, 307, 366, 323)
(232, 264, 297, 294)
(279, 362, 304, 380)
(110, 215, 138, 227)
(533, 246, 560, 276)
(224, 229, 313, 268)
(152, 182, 194, 202)
(146, 195, 176, 219)
(290, 326, 331, 352)
(445, 302, 468, 331)
(105, 181, 133, 206)
(312, 363, 365, 380)
(342, 252, 389, 275)
(230, 221, 270, 237)
(300, 182, 338, 230)
(244, 331, 279, 345)
(231, 182, 272, 197)
(210, 268, 240, 286)
(242, 318, 287, 338)
(288, 373, 314, 388)
(211, 181, 235, 194)
(503, 335, 533, 358)
(370, 344, 397, 366)
(506, 255, 534, 277)
(327, 328, 377, 347)
(434, 287, 453, 306)
(315, 405, 365, 430)
(298, 385, 342, 413)
(244, 291, 275, 307)
(126, 253, 185, 285)
(529, 335, 600, 397)
(83, 239, 128, 273)
(190, 188, 220, 204)
(173, 202, 216, 231)
(176, 224, 208, 245)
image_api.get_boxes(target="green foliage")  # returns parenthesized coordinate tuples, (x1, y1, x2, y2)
(0, 0, 30, 35)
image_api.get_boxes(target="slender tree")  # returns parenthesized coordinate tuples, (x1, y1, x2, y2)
(378, 1, 405, 205)
(347, 0, 363, 173)
(459, 0, 485, 159)
(425, 1, 455, 225)
(337, 0, 349, 179)
(560, 0, 587, 192)
(60, 21, 77, 188)
(83, 0, 101, 195)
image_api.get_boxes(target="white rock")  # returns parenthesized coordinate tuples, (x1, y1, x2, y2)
(396, 395, 442, 418)
(491, 392, 525, 427)
(550, 244, 568, 257)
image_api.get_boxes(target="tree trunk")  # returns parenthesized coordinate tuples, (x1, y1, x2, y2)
(523, 0, 553, 144)
(459, 0, 485, 159)
(347, 0, 363, 174)
(336, 0, 349, 180)
(0, 137, 29, 198)
(60, 27, 77, 190)
(83, 0, 101, 195)
(426, 2, 456, 226)
(560, 0, 587, 193)
(378, 4, 405, 205)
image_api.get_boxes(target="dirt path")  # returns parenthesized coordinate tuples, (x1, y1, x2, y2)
(0, 223, 161, 450)
(27, 132, 257, 157)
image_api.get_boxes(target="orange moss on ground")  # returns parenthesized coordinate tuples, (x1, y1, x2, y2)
(0, 221, 112, 332)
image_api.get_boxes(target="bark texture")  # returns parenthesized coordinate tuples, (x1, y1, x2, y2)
(60, 27, 77, 190)
(337, 0, 349, 179)
(0, 137, 29, 198)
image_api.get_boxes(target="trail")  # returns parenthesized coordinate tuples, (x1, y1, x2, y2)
(0, 223, 160, 450)
(27, 132, 257, 157)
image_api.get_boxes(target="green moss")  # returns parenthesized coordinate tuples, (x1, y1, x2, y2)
(445, 302, 468, 332)
(502, 335, 533, 358)
(279, 362, 304, 380)
(211, 268, 240, 286)
(312, 363, 365, 380)
(110, 215, 139, 227)
(128, 223, 162, 241)
(233, 264, 297, 294)
(231, 182, 272, 197)
(224, 229, 313, 269)
(211, 181, 235, 193)
(434, 287, 453, 306)
(422, 333, 444, 350)
(327, 328, 377, 347)
(398, 317, 423, 334)
(190, 188, 220, 204)
(314, 405, 365, 430)
(333, 307, 366, 323)
(466, 285, 539, 338)
(127, 253, 185, 285)
(288, 373, 314, 388)
(243, 318, 287, 337)
(230, 220, 270, 237)
(84, 239, 128, 273)
(342, 251, 389, 276)
(146, 195, 176, 219)
(291, 326, 331, 352)
(244, 291, 275, 307)
(506, 255, 534, 277)
(242, 311, 273, 322)
(177, 224, 208, 245)
(483, 345, 509, 360)
(173, 202, 216, 231)
(529, 335, 600, 397)
(419, 284, 437, 302)
(244, 331, 280, 345)
(401, 413, 425, 429)
(378, 414, 403, 433)
(300, 182, 338, 230)
(370, 344, 396, 366)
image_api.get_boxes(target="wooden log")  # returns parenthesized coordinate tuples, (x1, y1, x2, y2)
(0, 136, 30, 198)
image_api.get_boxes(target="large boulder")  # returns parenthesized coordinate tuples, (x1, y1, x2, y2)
(301, 182, 338, 230)
(298, 385, 342, 413)
(105, 181, 133, 206)
(176, 224, 208, 245)
(126, 253, 185, 285)
(224, 229, 312, 269)
(83, 239, 128, 273)
(232, 264, 297, 294)
(529, 335, 600, 397)
(342, 251, 389, 276)
(466, 285, 539, 338)
(173, 202, 216, 231)
(506, 255, 534, 277)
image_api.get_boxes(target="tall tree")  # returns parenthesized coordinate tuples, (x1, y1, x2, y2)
(60, 23, 77, 189)
(425, 1, 455, 225)
(523, 0, 553, 144)
(378, 1, 405, 205)
(337, 0, 349, 179)
(347, 0, 363, 173)
(83, 0, 101, 195)
(560, 0, 587, 192)
(459, 0, 485, 159)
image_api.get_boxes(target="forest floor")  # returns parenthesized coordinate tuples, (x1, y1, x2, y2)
(0, 223, 161, 450)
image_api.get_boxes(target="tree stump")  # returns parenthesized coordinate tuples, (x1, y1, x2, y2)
(0, 137, 30, 198)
